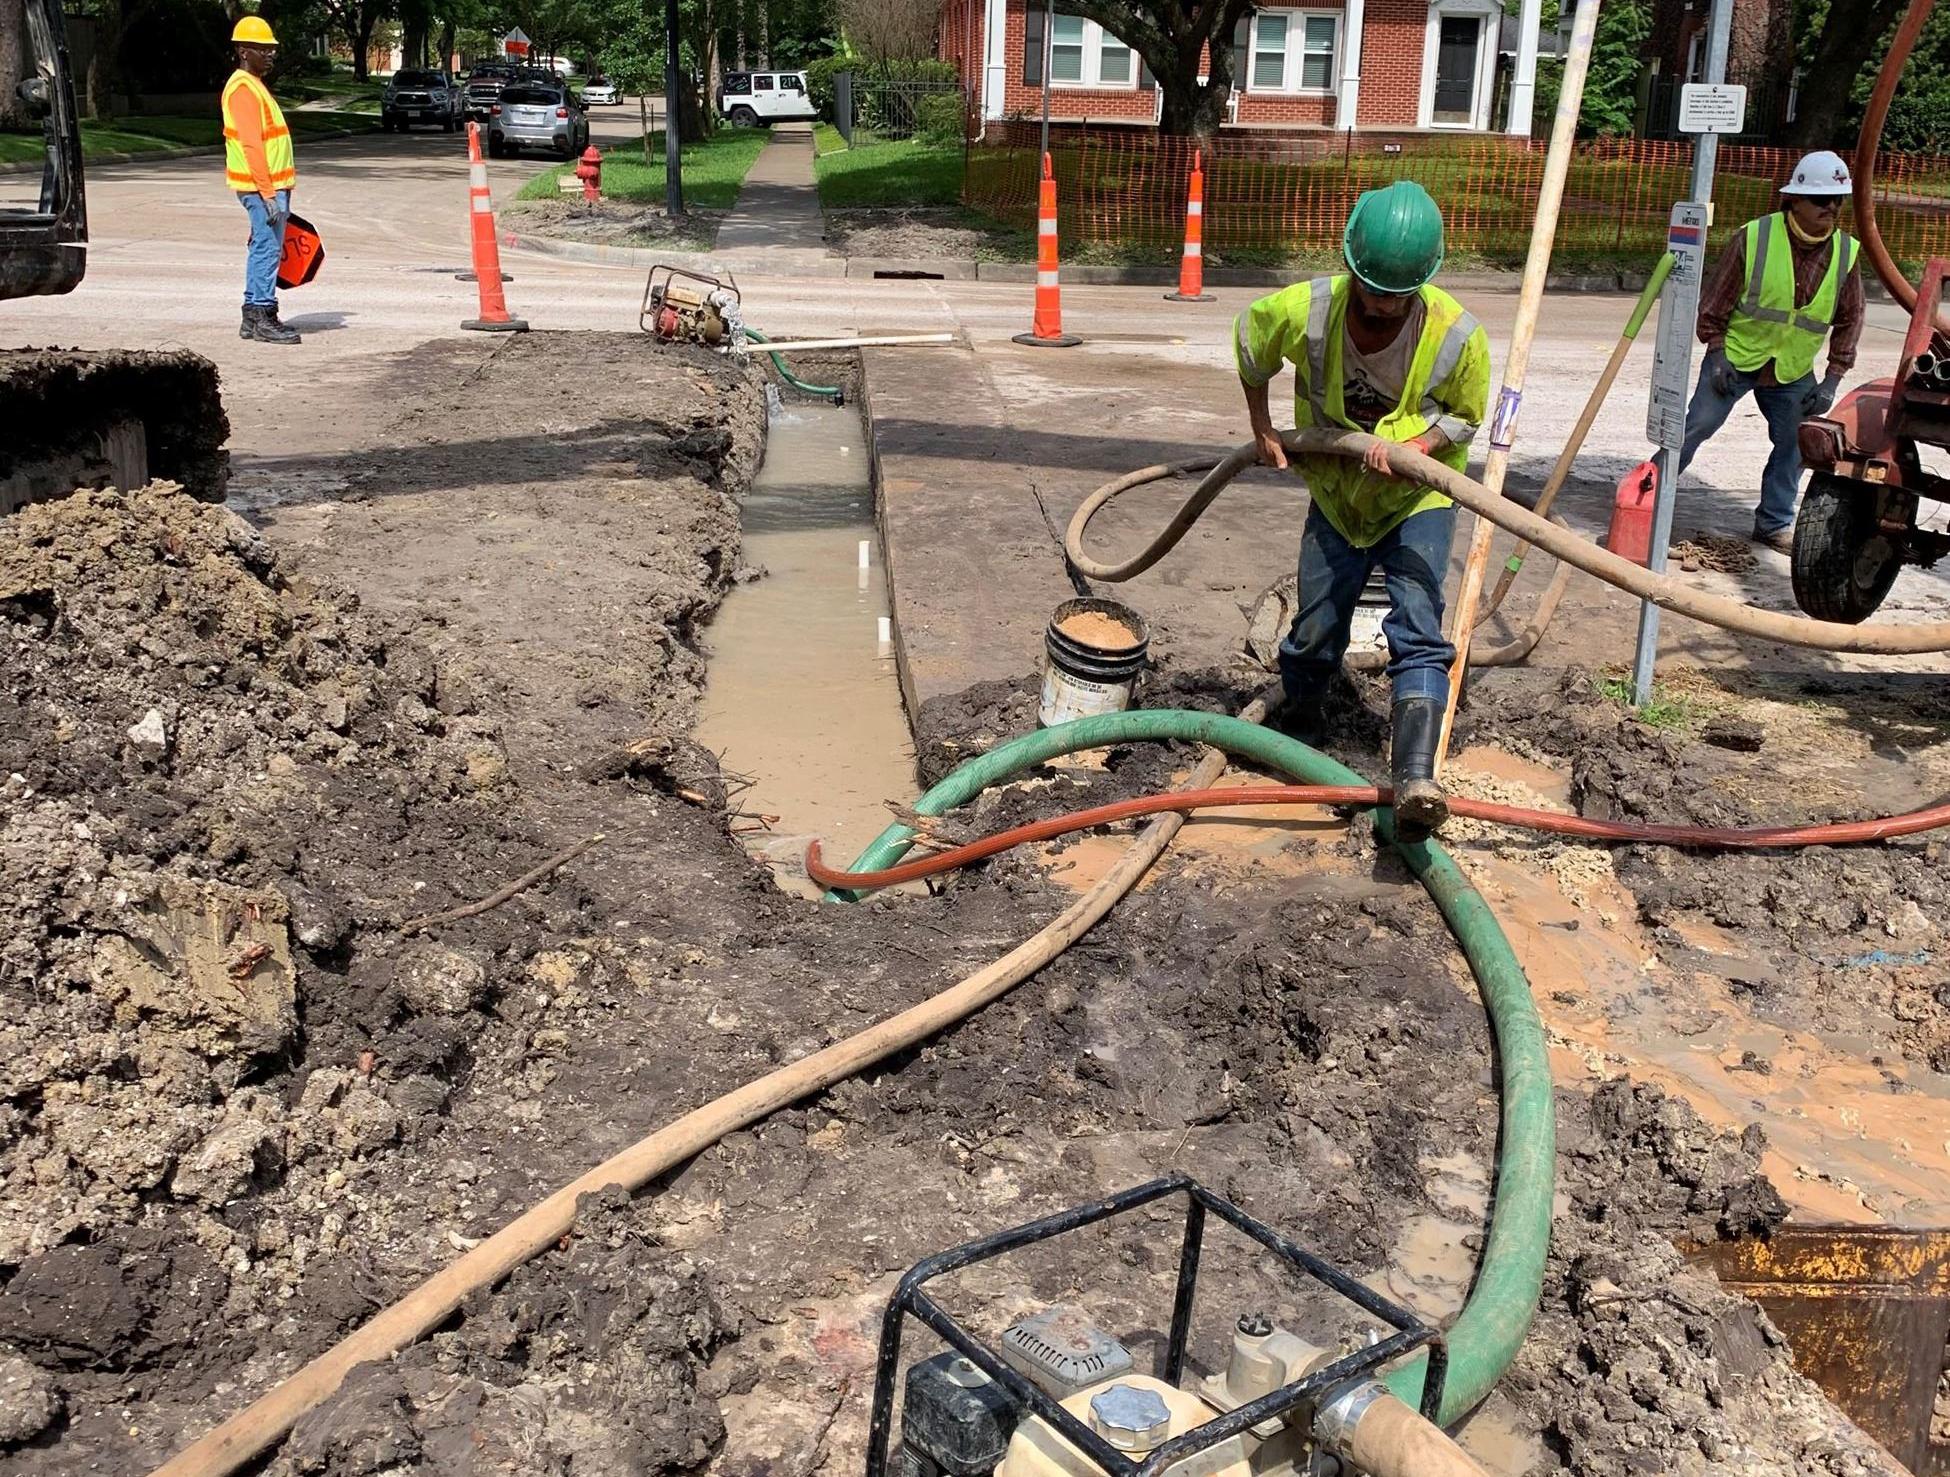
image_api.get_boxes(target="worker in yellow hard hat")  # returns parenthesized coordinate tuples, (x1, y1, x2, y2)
(223, 15, 301, 344)
(1235, 181, 1490, 835)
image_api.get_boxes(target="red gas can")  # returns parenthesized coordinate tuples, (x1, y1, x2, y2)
(1607, 459, 1659, 566)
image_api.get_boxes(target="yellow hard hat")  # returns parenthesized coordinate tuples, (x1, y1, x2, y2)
(232, 15, 278, 45)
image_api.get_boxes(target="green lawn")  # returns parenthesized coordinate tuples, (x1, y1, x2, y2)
(0, 110, 377, 165)
(812, 134, 963, 208)
(516, 128, 767, 209)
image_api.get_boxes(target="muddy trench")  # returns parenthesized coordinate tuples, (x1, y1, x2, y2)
(0, 334, 1944, 1476)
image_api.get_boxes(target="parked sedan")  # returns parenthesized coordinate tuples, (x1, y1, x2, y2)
(487, 83, 590, 159)
(582, 76, 621, 106)
(382, 69, 460, 131)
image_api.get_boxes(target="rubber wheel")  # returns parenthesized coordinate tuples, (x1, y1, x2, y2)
(487, 136, 504, 158)
(730, 106, 757, 127)
(1790, 472, 1906, 623)
(444, 116, 457, 132)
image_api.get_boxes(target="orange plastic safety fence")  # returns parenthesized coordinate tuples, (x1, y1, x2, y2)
(964, 123, 1950, 267)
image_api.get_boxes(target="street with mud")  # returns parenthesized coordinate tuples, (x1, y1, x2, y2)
(6, 30, 1950, 1477)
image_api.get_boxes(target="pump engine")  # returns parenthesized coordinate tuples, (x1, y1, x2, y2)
(641, 263, 744, 348)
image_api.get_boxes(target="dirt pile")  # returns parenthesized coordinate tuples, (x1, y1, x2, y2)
(0, 485, 527, 1442)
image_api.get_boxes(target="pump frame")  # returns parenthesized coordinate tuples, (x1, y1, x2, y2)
(865, 1174, 1440, 1477)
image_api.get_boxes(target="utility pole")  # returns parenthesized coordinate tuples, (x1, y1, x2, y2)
(1631, 0, 1735, 705)
(665, 0, 685, 216)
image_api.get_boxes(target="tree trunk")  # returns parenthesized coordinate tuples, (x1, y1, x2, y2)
(403, 15, 429, 67)
(437, 18, 456, 71)
(753, 0, 768, 69)
(1155, 64, 1228, 136)
(0, 0, 29, 131)
(1787, 0, 1905, 149)
(351, 8, 376, 79)
(735, 0, 747, 70)
(640, 91, 653, 163)
(87, 0, 123, 117)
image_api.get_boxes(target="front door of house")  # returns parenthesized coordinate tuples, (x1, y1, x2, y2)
(1432, 15, 1481, 124)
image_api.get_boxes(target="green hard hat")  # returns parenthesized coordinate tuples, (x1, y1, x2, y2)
(1343, 181, 1445, 294)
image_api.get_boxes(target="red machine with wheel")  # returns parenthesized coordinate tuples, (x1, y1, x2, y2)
(1789, 0, 1950, 622)
(1794, 259, 1950, 621)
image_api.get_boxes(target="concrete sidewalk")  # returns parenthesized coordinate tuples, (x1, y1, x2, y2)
(715, 123, 838, 274)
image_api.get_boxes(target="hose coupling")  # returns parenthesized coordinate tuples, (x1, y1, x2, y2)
(1311, 1377, 1390, 1453)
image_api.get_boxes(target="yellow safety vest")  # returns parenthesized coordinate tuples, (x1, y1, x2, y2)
(1235, 275, 1491, 548)
(222, 70, 296, 194)
(1724, 213, 1855, 384)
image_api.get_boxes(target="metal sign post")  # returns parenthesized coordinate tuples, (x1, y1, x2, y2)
(1629, 0, 1734, 706)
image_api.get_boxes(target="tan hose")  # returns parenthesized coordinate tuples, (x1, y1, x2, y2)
(1065, 433, 1950, 655)
(1321, 1388, 1495, 1477)
(148, 700, 1268, 1477)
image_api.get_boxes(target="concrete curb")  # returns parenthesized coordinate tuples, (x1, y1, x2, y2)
(504, 229, 851, 278)
(0, 125, 383, 176)
(510, 233, 1665, 295)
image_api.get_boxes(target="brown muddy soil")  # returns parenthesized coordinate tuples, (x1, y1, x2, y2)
(0, 333, 1911, 1476)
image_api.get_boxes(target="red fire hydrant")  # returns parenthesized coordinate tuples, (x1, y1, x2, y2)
(575, 145, 603, 203)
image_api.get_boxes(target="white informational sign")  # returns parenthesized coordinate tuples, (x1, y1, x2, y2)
(1646, 201, 1711, 452)
(1678, 83, 1747, 135)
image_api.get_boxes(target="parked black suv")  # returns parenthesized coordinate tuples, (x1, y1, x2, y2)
(381, 69, 460, 132)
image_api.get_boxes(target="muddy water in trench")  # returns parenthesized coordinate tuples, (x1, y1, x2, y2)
(695, 402, 917, 897)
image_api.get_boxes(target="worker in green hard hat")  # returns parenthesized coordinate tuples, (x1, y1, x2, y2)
(1235, 180, 1491, 836)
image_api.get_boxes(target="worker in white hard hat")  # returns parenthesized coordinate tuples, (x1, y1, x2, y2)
(1678, 149, 1862, 553)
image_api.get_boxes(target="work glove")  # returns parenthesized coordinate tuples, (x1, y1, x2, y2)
(1804, 373, 1843, 417)
(1706, 348, 1739, 399)
(263, 201, 288, 235)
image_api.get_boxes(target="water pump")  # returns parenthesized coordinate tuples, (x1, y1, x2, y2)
(640, 263, 744, 348)
(868, 1177, 1471, 1477)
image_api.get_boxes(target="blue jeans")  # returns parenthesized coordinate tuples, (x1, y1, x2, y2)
(239, 190, 290, 309)
(1280, 501, 1457, 708)
(1677, 357, 1815, 537)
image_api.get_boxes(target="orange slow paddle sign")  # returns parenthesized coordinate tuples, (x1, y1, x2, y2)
(276, 212, 325, 289)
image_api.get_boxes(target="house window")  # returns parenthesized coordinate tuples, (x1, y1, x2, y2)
(1027, 10, 1141, 89)
(1246, 10, 1338, 93)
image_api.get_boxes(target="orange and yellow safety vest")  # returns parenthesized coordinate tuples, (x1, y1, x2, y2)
(221, 70, 296, 195)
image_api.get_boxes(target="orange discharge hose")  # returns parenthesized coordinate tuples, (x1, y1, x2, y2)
(806, 786, 1950, 892)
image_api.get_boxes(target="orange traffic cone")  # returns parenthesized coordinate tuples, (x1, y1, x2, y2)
(1013, 152, 1079, 349)
(1166, 149, 1214, 303)
(461, 121, 527, 333)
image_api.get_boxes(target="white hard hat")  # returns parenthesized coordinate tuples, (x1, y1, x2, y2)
(1782, 150, 1853, 196)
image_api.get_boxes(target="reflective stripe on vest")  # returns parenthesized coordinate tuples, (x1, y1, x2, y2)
(1296, 276, 1485, 546)
(1725, 213, 1852, 383)
(223, 71, 296, 192)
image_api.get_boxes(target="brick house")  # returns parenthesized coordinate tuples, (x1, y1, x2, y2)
(1636, 0, 1796, 139)
(937, 0, 1549, 134)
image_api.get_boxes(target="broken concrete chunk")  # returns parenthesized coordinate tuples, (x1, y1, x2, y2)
(126, 706, 168, 752)
(395, 943, 490, 1017)
(87, 874, 297, 1059)
(0, 1345, 61, 1445)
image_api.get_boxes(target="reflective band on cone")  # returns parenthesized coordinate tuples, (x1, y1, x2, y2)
(1012, 151, 1079, 349)
(1167, 148, 1215, 303)
(462, 121, 528, 333)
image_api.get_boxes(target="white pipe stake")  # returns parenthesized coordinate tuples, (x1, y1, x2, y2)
(877, 616, 893, 655)
(730, 333, 955, 353)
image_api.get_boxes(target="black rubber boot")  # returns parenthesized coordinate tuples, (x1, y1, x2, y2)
(1389, 696, 1449, 838)
(238, 306, 257, 340)
(1273, 689, 1327, 747)
(243, 305, 301, 345)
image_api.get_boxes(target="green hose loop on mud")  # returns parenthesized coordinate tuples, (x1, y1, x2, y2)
(834, 709, 1553, 1427)
(744, 326, 843, 403)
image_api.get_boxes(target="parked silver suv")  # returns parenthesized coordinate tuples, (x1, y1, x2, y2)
(382, 69, 460, 132)
(487, 82, 590, 159)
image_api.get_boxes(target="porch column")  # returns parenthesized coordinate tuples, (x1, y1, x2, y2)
(1506, 0, 1543, 134)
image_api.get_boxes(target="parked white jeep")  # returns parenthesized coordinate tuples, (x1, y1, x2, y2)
(718, 70, 816, 126)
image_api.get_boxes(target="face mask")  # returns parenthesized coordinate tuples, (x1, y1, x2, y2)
(1785, 208, 1836, 245)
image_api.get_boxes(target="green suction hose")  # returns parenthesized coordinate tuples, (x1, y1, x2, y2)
(833, 709, 1553, 1427)
(745, 326, 844, 405)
